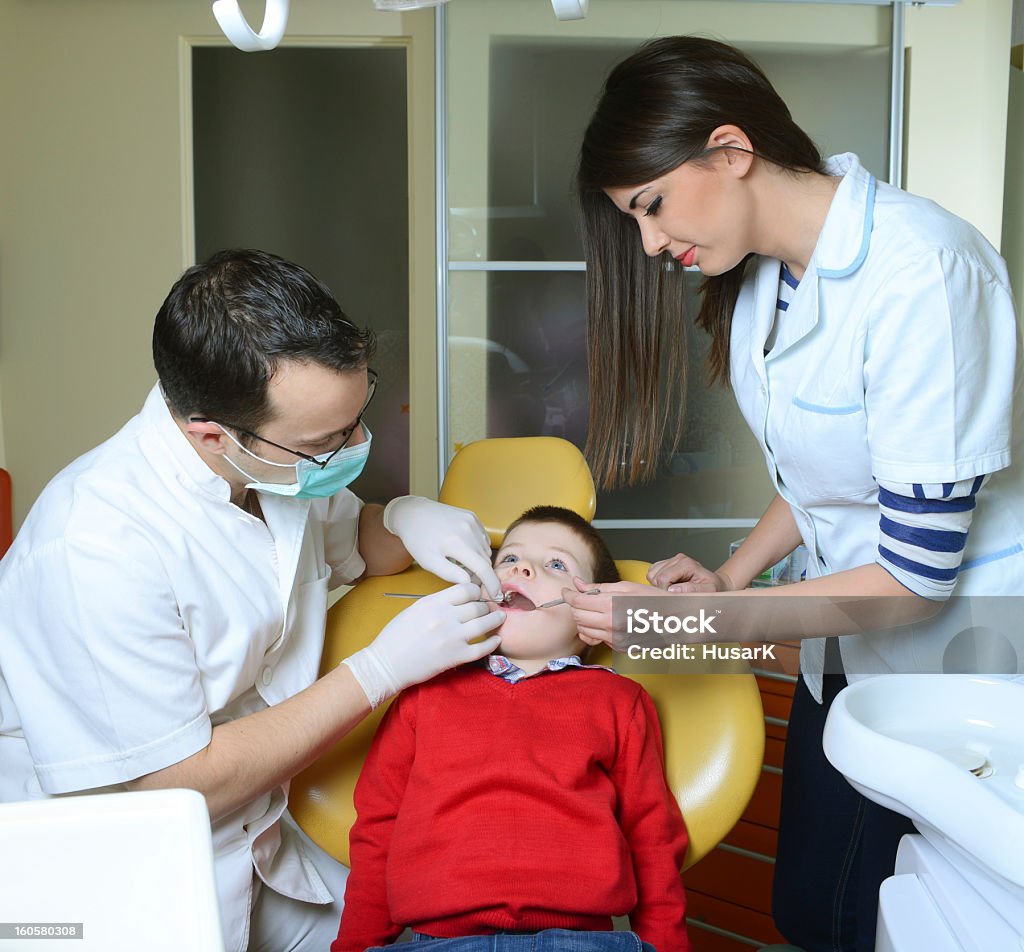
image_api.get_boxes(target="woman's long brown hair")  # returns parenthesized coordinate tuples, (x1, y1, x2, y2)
(577, 36, 824, 489)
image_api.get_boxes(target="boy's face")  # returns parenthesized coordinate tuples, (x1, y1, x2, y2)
(488, 521, 595, 663)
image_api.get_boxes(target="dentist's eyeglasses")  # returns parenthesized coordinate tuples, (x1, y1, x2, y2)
(193, 369, 377, 470)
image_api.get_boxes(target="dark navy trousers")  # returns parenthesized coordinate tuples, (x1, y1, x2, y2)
(772, 668, 916, 952)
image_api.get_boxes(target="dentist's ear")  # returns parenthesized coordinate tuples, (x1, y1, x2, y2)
(183, 420, 231, 455)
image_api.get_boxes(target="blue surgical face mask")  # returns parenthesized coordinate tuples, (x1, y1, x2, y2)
(219, 425, 372, 499)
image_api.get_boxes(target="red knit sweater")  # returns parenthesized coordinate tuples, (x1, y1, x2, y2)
(333, 664, 691, 952)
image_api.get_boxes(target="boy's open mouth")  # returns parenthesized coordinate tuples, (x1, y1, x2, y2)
(502, 591, 536, 612)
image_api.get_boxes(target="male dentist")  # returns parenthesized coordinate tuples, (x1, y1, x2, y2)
(0, 249, 506, 952)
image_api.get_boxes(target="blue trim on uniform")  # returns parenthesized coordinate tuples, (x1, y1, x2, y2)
(792, 397, 863, 415)
(971, 474, 985, 495)
(879, 515, 966, 553)
(776, 298, 790, 311)
(780, 263, 800, 289)
(912, 484, 925, 499)
(879, 487, 976, 514)
(818, 174, 876, 279)
(941, 482, 954, 498)
(878, 546, 959, 581)
(958, 543, 1024, 573)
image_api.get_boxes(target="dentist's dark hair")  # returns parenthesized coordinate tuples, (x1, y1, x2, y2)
(153, 249, 376, 440)
(577, 36, 823, 488)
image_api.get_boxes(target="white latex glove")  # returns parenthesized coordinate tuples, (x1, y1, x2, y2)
(383, 495, 502, 599)
(342, 582, 504, 709)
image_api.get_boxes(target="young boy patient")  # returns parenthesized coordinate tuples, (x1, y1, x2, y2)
(333, 506, 691, 952)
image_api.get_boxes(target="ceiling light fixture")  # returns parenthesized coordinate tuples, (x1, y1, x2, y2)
(550, 0, 588, 20)
(373, 0, 451, 9)
(213, 0, 583, 54)
(212, 0, 290, 52)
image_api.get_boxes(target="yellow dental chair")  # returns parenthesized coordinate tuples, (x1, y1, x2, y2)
(290, 437, 765, 872)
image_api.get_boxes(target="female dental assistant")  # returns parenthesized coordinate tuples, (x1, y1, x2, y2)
(567, 36, 1024, 952)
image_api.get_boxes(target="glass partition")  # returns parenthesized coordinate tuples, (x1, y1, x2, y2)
(444, 1, 892, 558)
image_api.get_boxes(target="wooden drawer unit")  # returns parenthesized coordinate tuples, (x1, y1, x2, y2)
(684, 665, 797, 951)
(685, 843, 775, 915)
(687, 890, 786, 949)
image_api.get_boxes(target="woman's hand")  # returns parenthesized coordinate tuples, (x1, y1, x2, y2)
(646, 553, 732, 593)
(560, 576, 666, 649)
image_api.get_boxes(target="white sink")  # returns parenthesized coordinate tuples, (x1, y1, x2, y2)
(823, 674, 1024, 896)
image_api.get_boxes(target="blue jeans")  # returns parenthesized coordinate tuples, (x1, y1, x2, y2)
(386, 930, 655, 952)
(772, 670, 916, 952)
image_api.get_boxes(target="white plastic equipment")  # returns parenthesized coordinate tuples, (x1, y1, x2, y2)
(824, 674, 1024, 950)
(0, 789, 223, 951)
(877, 833, 1023, 952)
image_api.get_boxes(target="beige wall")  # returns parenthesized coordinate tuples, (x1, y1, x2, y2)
(0, 0, 435, 526)
(0, 368, 6, 471)
(905, 0, 1013, 248)
(1003, 61, 1024, 302)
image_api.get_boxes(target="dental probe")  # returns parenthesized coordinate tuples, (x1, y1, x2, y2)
(383, 591, 514, 602)
(382, 589, 600, 610)
(531, 589, 600, 609)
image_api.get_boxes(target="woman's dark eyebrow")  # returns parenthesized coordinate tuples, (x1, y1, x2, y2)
(628, 187, 652, 210)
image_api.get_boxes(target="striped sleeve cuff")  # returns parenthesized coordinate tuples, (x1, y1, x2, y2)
(875, 476, 988, 600)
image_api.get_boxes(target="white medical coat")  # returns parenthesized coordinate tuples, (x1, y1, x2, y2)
(730, 154, 1024, 700)
(0, 384, 366, 950)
